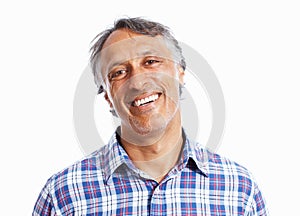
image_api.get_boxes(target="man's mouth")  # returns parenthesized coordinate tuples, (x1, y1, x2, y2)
(131, 93, 161, 107)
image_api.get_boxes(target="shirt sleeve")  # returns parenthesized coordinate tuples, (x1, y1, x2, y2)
(32, 179, 56, 216)
(246, 181, 269, 216)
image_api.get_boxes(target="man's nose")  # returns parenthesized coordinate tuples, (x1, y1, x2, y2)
(127, 65, 148, 90)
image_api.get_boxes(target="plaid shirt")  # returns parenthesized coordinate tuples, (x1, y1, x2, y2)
(33, 131, 268, 215)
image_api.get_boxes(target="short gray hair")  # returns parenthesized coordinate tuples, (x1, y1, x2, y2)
(89, 17, 186, 94)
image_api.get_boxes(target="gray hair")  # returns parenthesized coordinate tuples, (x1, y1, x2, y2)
(89, 17, 186, 94)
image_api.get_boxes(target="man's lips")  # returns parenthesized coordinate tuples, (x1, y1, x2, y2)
(131, 93, 161, 107)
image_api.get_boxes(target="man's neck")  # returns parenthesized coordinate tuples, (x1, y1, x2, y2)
(119, 118, 184, 182)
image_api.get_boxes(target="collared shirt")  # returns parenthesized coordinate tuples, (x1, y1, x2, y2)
(33, 131, 269, 215)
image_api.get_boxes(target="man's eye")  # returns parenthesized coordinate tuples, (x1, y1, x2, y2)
(109, 70, 127, 80)
(144, 59, 160, 66)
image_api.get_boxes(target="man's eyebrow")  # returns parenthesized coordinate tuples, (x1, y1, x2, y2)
(106, 50, 162, 71)
(108, 60, 125, 71)
(139, 49, 161, 56)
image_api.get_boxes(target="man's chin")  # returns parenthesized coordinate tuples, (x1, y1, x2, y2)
(120, 118, 166, 146)
(131, 119, 165, 135)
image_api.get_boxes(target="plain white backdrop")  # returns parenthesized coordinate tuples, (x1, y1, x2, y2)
(1, 1, 299, 215)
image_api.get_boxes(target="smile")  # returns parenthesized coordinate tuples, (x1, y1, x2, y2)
(132, 93, 160, 107)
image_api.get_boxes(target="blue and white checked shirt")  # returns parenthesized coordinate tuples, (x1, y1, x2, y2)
(33, 131, 268, 215)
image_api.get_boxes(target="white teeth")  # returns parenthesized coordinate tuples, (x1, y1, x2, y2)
(134, 94, 159, 107)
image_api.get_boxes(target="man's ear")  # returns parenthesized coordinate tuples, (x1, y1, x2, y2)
(177, 65, 185, 85)
(104, 92, 113, 108)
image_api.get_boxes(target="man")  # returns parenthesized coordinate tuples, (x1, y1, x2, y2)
(33, 17, 269, 215)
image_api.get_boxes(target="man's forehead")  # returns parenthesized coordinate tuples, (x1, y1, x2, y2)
(101, 33, 172, 56)
(99, 31, 177, 71)
(102, 29, 145, 49)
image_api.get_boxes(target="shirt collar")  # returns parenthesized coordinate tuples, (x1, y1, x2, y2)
(178, 135, 209, 177)
(102, 128, 209, 183)
(102, 130, 141, 184)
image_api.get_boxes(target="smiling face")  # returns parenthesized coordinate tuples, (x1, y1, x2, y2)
(99, 29, 184, 144)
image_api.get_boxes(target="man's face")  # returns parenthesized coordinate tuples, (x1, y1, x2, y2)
(99, 29, 184, 140)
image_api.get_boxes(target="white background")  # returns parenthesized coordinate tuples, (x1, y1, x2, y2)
(1, 1, 299, 215)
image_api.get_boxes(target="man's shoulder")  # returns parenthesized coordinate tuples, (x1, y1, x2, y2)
(208, 149, 251, 176)
(192, 145, 269, 214)
(33, 144, 114, 214)
(46, 144, 111, 190)
(194, 144, 255, 182)
(199, 147, 257, 192)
